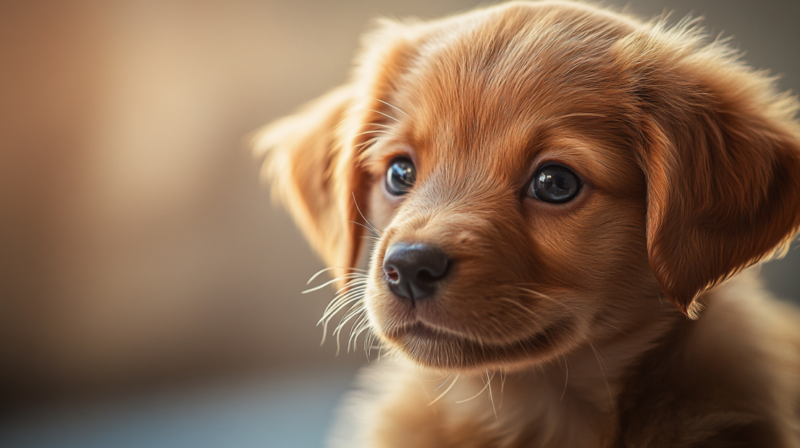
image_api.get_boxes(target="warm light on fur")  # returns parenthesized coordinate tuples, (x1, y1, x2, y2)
(256, 1, 800, 446)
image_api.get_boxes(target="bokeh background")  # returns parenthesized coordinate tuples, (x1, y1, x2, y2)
(1, 0, 798, 447)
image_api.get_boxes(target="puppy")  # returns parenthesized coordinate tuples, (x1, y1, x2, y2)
(256, 1, 800, 447)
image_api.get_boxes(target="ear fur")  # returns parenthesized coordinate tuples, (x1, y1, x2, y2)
(254, 19, 417, 282)
(254, 86, 367, 279)
(613, 21, 800, 317)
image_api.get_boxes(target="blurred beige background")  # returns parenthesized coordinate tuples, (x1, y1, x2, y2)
(1, 0, 799, 420)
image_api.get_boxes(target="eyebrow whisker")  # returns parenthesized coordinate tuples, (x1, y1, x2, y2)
(351, 192, 382, 237)
(367, 108, 401, 123)
(374, 99, 409, 117)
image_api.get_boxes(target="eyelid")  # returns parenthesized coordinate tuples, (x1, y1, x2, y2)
(519, 158, 587, 195)
(381, 148, 419, 172)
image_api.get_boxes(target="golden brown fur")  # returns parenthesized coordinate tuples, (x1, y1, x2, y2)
(255, 1, 800, 446)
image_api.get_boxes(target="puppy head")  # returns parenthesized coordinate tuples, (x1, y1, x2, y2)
(257, 1, 800, 372)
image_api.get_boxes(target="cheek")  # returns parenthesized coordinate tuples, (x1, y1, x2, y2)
(525, 195, 649, 291)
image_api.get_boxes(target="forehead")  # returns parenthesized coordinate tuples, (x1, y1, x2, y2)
(367, 3, 639, 184)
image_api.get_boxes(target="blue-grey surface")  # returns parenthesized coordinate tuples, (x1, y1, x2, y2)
(762, 245, 800, 306)
(0, 369, 356, 448)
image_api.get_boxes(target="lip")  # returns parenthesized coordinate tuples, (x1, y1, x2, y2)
(382, 318, 575, 370)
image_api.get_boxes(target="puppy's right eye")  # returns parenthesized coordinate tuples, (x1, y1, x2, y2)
(528, 164, 581, 203)
(386, 158, 417, 196)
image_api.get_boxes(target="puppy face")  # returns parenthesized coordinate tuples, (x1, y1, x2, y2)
(258, 2, 800, 372)
(359, 26, 653, 370)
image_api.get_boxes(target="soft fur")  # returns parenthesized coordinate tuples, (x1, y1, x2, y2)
(255, 1, 800, 447)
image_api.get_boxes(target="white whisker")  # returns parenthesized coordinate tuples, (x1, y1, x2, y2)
(367, 108, 401, 123)
(374, 99, 409, 117)
(306, 266, 366, 286)
(455, 375, 491, 404)
(320, 285, 367, 320)
(486, 371, 497, 418)
(319, 289, 366, 325)
(364, 121, 395, 128)
(428, 374, 460, 406)
(351, 192, 381, 236)
(587, 338, 615, 412)
(303, 274, 365, 294)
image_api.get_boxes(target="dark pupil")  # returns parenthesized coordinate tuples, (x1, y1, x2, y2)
(387, 159, 416, 194)
(532, 166, 579, 203)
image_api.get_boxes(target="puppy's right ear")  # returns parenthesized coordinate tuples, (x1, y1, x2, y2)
(612, 22, 800, 318)
(254, 85, 368, 279)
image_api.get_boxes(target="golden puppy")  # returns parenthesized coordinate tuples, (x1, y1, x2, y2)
(256, 1, 800, 446)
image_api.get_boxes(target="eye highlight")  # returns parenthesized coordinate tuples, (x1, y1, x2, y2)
(528, 165, 581, 203)
(385, 157, 417, 196)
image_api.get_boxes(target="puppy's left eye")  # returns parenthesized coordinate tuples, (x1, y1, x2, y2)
(528, 165, 581, 203)
(386, 157, 417, 196)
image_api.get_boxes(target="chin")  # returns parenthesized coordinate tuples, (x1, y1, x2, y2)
(379, 318, 580, 372)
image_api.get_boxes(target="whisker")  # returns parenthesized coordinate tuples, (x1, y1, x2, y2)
(364, 121, 395, 128)
(320, 302, 361, 345)
(306, 266, 366, 286)
(353, 136, 384, 151)
(374, 99, 409, 117)
(333, 304, 366, 355)
(354, 127, 393, 136)
(318, 283, 367, 345)
(486, 371, 497, 418)
(334, 304, 363, 334)
(319, 284, 367, 322)
(560, 355, 569, 402)
(303, 274, 366, 294)
(364, 331, 375, 358)
(350, 221, 380, 237)
(455, 376, 491, 404)
(366, 331, 383, 360)
(319, 290, 365, 326)
(587, 338, 616, 412)
(434, 373, 454, 391)
(499, 371, 507, 411)
(428, 374, 460, 406)
(367, 108, 401, 123)
(351, 192, 381, 236)
(348, 312, 371, 352)
(513, 286, 580, 318)
(331, 278, 368, 296)
(496, 297, 547, 328)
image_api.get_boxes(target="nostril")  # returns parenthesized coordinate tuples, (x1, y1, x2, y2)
(416, 261, 449, 283)
(417, 269, 437, 283)
(385, 266, 400, 282)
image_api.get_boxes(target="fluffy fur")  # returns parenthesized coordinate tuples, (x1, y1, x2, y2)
(255, 1, 800, 446)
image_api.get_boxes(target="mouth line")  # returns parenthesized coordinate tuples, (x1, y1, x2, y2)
(383, 318, 574, 370)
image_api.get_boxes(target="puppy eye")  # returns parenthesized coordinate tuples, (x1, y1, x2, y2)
(386, 157, 417, 196)
(528, 165, 581, 203)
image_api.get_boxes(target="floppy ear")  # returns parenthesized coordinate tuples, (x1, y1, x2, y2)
(613, 23, 800, 317)
(254, 19, 418, 282)
(254, 86, 369, 280)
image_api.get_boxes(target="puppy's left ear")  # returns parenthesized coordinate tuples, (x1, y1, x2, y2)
(614, 24, 800, 318)
(254, 86, 370, 280)
(253, 19, 418, 282)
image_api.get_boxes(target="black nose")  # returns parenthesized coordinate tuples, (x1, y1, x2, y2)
(383, 242, 450, 301)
